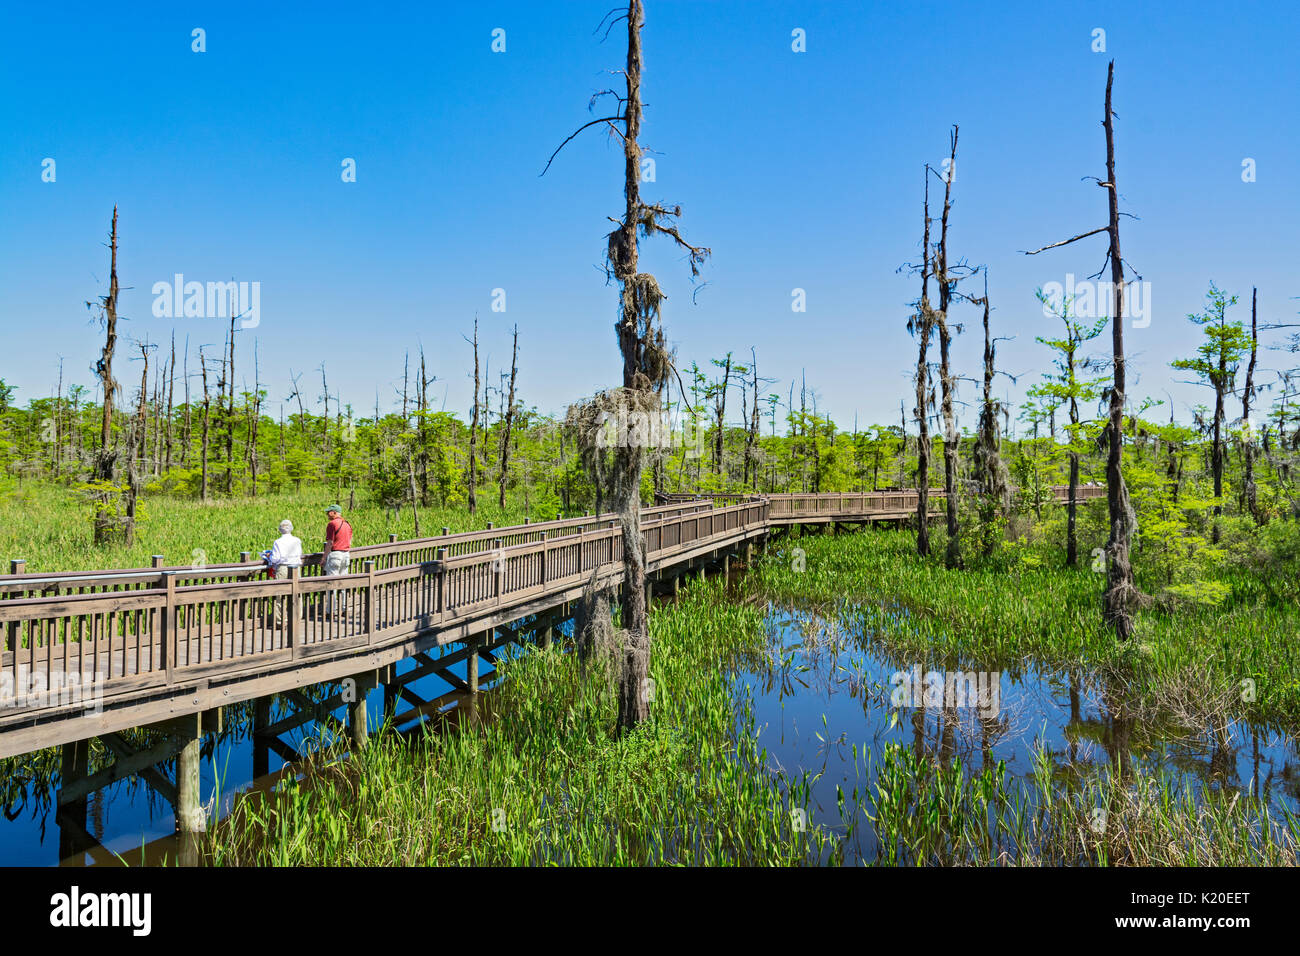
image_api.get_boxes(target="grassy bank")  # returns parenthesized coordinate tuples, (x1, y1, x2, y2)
(0, 481, 531, 573)
(868, 742, 1298, 865)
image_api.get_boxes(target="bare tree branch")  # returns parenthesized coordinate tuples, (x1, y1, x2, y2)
(540, 116, 625, 177)
(1021, 226, 1109, 256)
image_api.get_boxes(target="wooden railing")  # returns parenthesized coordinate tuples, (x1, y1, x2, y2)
(0, 497, 769, 718)
(0, 498, 729, 602)
(0, 486, 1105, 727)
(767, 490, 944, 518)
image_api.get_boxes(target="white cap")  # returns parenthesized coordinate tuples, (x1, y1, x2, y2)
(279, 519, 293, 534)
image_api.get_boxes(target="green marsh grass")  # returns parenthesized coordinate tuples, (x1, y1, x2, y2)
(867, 743, 1299, 866)
(747, 527, 1300, 732)
(0, 481, 532, 573)
(207, 582, 833, 865)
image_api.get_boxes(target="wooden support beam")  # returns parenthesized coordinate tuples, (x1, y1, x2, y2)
(58, 727, 189, 807)
(175, 714, 205, 836)
(395, 683, 429, 711)
(285, 688, 349, 740)
(57, 738, 89, 861)
(435, 667, 470, 694)
(467, 633, 482, 694)
(55, 808, 118, 867)
(348, 671, 377, 750)
(253, 695, 271, 780)
(257, 688, 348, 741)
(264, 734, 300, 765)
(101, 732, 179, 807)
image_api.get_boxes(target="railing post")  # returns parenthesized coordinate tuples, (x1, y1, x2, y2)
(164, 572, 176, 684)
(493, 539, 503, 601)
(365, 560, 377, 642)
(149, 555, 165, 669)
(540, 540, 548, 587)
(436, 547, 448, 616)
(287, 566, 300, 654)
(389, 533, 398, 543)
(441, 526, 449, 537)
(239, 551, 250, 564)
(9, 558, 25, 576)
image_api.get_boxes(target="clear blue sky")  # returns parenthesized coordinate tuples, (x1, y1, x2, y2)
(2, 0, 1296, 434)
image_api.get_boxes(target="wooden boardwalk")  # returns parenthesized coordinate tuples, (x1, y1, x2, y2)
(0, 486, 1103, 761)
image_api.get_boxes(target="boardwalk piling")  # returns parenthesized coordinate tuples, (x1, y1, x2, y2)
(57, 739, 89, 862)
(348, 672, 376, 750)
(467, 634, 481, 693)
(252, 696, 271, 779)
(172, 713, 205, 864)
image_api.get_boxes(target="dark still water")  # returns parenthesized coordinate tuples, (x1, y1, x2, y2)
(0, 640, 516, 866)
(736, 604, 1300, 864)
(4, 597, 1296, 866)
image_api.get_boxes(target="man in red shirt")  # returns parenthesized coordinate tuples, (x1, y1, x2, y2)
(322, 505, 354, 617)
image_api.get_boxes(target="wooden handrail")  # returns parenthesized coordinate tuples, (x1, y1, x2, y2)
(0, 488, 1106, 729)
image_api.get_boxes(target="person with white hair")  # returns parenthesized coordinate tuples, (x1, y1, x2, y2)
(264, 519, 303, 628)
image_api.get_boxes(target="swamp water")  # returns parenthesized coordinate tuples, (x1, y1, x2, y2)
(737, 603, 1300, 863)
(0, 642, 510, 866)
(1, 596, 1296, 866)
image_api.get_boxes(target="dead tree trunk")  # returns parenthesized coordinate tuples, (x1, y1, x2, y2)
(407, 450, 421, 536)
(468, 316, 480, 515)
(319, 364, 330, 469)
(1100, 63, 1138, 640)
(746, 348, 761, 490)
(415, 347, 429, 505)
(123, 341, 152, 545)
(93, 207, 120, 483)
(1243, 287, 1259, 523)
(712, 354, 730, 477)
(226, 314, 237, 494)
(898, 400, 907, 489)
(546, 0, 708, 732)
(181, 336, 191, 465)
(912, 171, 934, 557)
(1024, 61, 1138, 641)
(200, 351, 211, 502)
(934, 127, 962, 569)
(499, 324, 518, 510)
(972, 271, 1009, 558)
(88, 208, 126, 544)
(249, 342, 261, 497)
(165, 332, 176, 472)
